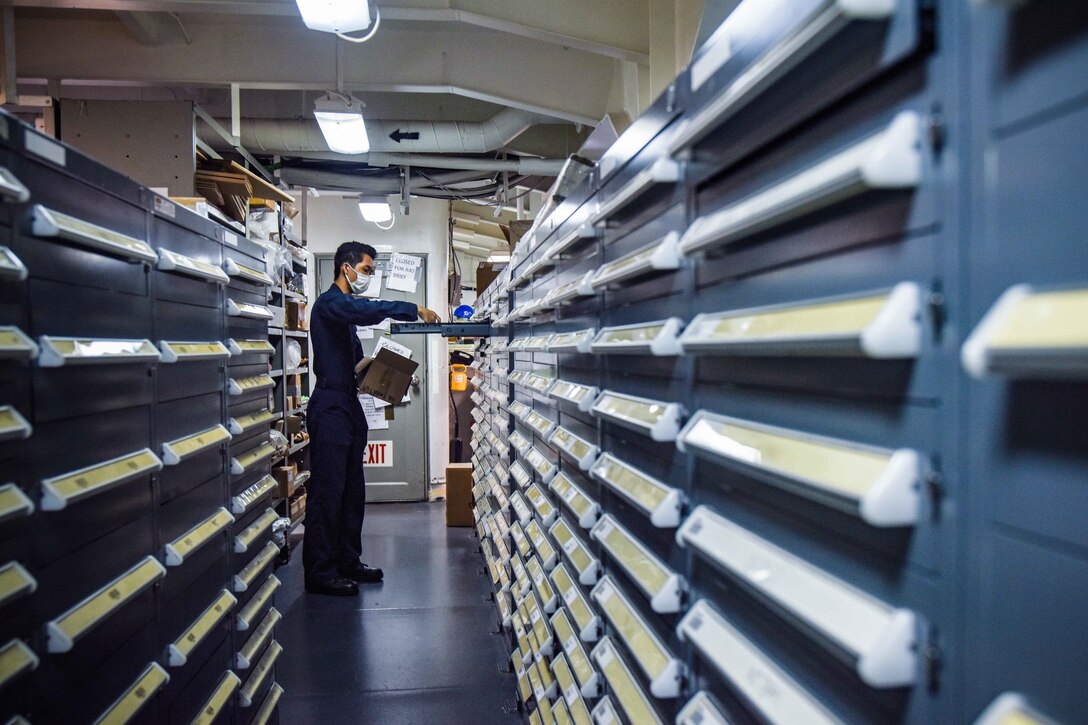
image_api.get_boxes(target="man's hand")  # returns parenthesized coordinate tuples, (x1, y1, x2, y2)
(416, 305, 441, 324)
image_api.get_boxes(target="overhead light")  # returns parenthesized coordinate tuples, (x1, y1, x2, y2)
(295, 0, 371, 34)
(314, 93, 370, 154)
(358, 196, 392, 223)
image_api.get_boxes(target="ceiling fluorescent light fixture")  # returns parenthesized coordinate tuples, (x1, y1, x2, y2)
(359, 196, 393, 224)
(296, 0, 371, 34)
(314, 93, 370, 154)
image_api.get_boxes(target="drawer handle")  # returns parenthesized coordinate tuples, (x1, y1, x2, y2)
(523, 374, 553, 394)
(227, 338, 275, 356)
(590, 390, 685, 443)
(525, 485, 559, 528)
(679, 282, 924, 359)
(0, 326, 39, 360)
(157, 248, 229, 284)
(678, 410, 922, 526)
(543, 224, 599, 264)
(548, 330, 600, 354)
(550, 520, 599, 588)
(226, 298, 274, 320)
(590, 158, 681, 229)
(0, 406, 31, 442)
(158, 340, 231, 363)
(680, 111, 923, 256)
(521, 335, 553, 353)
(525, 447, 557, 484)
(41, 449, 163, 511)
(509, 462, 531, 490)
(37, 336, 160, 368)
(233, 544, 280, 594)
(542, 271, 596, 308)
(591, 577, 684, 699)
(31, 204, 158, 264)
(233, 508, 279, 554)
(677, 0, 901, 147)
(509, 491, 533, 527)
(0, 561, 37, 609)
(251, 683, 284, 725)
(591, 515, 685, 613)
(590, 454, 684, 529)
(678, 600, 842, 724)
(0, 483, 35, 524)
(164, 507, 235, 566)
(526, 523, 558, 572)
(228, 374, 275, 396)
(162, 425, 232, 465)
(166, 589, 236, 667)
(972, 693, 1062, 725)
(230, 441, 277, 476)
(590, 231, 682, 291)
(190, 671, 241, 725)
(231, 474, 278, 515)
(549, 473, 600, 530)
(239, 641, 282, 707)
(236, 608, 282, 670)
(224, 257, 274, 286)
(962, 284, 1088, 379)
(677, 505, 918, 687)
(591, 638, 662, 725)
(548, 427, 600, 472)
(526, 556, 558, 613)
(550, 604, 600, 692)
(46, 556, 166, 653)
(229, 409, 276, 435)
(675, 691, 731, 725)
(547, 379, 599, 409)
(0, 639, 39, 691)
(91, 661, 169, 725)
(0, 166, 30, 203)
(590, 318, 684, 357)
(236, 573, 281, 629)
(524, 410, 557, 439)
(0, 246, 28, 282)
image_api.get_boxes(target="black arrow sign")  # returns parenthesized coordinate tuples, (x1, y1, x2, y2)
(389, 129, 420, 143)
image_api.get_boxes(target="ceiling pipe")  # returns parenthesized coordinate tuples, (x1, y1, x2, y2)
(288, 151, 566, 176)
(200, 107, 555, 155)
(279, 167, 490, 194)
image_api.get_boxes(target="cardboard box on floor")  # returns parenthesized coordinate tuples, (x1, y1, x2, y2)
(445, 463, 473, 527)
(356, 347, 420, 405)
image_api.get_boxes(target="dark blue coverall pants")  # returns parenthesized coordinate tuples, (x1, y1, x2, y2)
(303, 284, 417, 583)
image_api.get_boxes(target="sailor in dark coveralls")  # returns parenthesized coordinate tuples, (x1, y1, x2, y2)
(304, 241, 440, 596)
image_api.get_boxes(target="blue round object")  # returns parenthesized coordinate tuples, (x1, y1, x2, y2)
(453, 305, 474, 319)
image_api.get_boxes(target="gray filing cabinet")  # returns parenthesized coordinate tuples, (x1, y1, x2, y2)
(0, 110, 284, 724)
(469, 1, 1087, 724)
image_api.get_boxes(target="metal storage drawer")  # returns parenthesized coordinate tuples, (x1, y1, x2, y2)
(162, 638, 234, 725)
(33, 619, 162, 725)
(33, 519, 157, 671)
(30, 363, 155, 423)
(159, 475, 230, 595)
(159, 560, 233, 690)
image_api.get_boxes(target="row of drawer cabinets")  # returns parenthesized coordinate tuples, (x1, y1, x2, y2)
(466, 383, 1065, 725)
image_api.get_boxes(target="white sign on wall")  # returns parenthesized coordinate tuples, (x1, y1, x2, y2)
(365, 440, 394, 467)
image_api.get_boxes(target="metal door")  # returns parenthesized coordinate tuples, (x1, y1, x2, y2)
(316, 253, 429, 502)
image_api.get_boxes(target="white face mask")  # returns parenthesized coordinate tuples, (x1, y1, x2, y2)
(347, 266, 372, 295)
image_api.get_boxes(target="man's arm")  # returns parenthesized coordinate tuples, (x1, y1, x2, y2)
(319, 295, 423, 327)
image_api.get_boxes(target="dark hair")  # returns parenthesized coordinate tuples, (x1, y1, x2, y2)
(334, 241, 378, 278)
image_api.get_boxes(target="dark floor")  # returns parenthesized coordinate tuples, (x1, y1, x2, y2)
(275, 502, 522, 725)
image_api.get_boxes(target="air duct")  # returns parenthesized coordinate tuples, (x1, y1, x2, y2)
(204, 107, 551, 155)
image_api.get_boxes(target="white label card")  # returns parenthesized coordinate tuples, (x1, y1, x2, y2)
(386, 253, 421, 293)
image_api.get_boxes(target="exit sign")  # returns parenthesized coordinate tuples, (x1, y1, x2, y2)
(365, 440, 393, 467)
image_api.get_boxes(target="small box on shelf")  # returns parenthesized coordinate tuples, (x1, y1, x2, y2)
(273, 464, 297, 498)
(286, 301, 308, 331)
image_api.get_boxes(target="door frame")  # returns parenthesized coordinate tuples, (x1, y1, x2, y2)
(314, 252, 431, 502)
